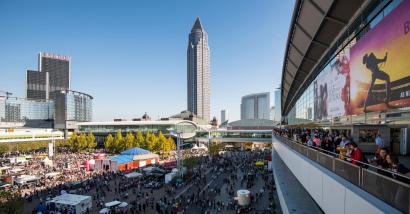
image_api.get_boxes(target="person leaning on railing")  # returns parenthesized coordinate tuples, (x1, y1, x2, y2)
(345, 142, 363, 166)
(385, 154, 410, 184)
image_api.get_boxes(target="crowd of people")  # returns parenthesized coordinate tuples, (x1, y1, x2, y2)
(169, 149, 277, 214)
(0, 148, 98, 201)
(0, 145, 278, 214)
(274, 128, 410, 183)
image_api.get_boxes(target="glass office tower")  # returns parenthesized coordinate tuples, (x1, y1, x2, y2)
(0, 97, 54, 124)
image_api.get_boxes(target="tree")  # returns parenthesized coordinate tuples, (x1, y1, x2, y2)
(113, 130, 124, 153)
(134, 130, 144, 148)
(0, 144, 9, 156)
(124, 132, 134, 150)
(168, 137, 176, 151)
(67, 133, 78, 151)
(209, 141, 221, 156)
(104, 133, 114, 152)
(0, 190, 24, 214)
(144, 131, 156, 151)
(78, 133, 88, 151)
(162, 137, 174, 158)
(184, 156, 199, 170)
(86, 132, 97, 150)
(154, 131, 166, 154)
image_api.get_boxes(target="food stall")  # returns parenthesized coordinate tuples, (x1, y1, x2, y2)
(47, 193, 92, 214)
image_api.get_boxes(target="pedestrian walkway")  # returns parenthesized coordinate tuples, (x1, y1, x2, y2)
(272, 149, 323, 214)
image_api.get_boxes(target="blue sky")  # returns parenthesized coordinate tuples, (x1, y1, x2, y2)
(0, 0, 293, 121)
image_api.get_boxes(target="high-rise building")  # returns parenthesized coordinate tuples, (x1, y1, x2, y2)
(23, 52, 92, 133)
(27, 52, 70, 100)
(0, 96, 54, 127)
(187, 17, 211, 121)
(274, 88, 281, 123)
(54, 90, 93, 131)
(240, 92, 270, 120)
(26, 70, 48, 100)
(270, 106, 275, 121)
(221, 109, 227, 124)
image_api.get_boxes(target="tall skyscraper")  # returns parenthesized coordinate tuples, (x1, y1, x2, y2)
(240, 92, 270, 120)
(221, 109, 227, 124)
(187, 17, 211, 121)
(27, 52, 70, 100)
(274, 88, 281, 123)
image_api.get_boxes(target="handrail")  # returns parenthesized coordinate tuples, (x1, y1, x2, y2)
(278, 135, 410, 181)
(275, 134, 410, 213)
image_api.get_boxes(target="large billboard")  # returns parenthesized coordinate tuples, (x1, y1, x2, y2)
(314, 50, 350, 120)
(349, 0, 410, 114)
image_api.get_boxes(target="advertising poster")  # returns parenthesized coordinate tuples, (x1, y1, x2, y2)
(349, 0, 410, 114)
(314, 51, 350, 120)
(48, 142, 54, 157)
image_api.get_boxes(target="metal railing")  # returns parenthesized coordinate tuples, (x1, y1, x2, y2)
(275, 135, 410, 214)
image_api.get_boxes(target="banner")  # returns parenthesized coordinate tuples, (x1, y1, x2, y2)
(314, 51, 350, 120)
(349, 0, 410, 114)
(48, 143, 54, 157)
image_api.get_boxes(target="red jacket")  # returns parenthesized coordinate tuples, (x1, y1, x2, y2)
(351, 148, 363, 165)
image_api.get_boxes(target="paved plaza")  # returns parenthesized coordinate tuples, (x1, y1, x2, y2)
(23, 150, 281, 214)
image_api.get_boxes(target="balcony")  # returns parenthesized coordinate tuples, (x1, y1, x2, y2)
(273, 135, 408, 214)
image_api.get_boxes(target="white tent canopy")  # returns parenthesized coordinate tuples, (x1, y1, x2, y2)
(9, 168, 24, 173)
(45, 172, 60, 177)
(14, 175, 39, 184)
(124, 172, 142, 179)
(118, 202, 128, 208)
(105, 200, 121, 208)
(99, 208, 110, 214)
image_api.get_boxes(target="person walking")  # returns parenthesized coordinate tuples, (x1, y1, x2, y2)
(375, 133, 385, 157)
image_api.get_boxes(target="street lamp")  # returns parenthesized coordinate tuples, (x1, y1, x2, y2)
(167, 128, 183, 179)
(50, 129, 60, 159)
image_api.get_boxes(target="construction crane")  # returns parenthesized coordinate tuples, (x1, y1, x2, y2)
(0, 90, 12, 98)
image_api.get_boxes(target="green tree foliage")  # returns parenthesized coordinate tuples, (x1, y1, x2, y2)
(68, 133, 78, 151)
(154, 131, 166, 154)
(0, 140, 67, 155)
(0, 144, 9, 155)
(144, 131, 156, 151)
(104, 133, 114, 152)
(86, 132, 97, 150)
(0, 190, 24, 214)
(209, 141, 221, 156)
(78, 133, 88, 151)
(124, 132, 134, 150)
(113, 130, 124, 153)
(184, 156, 199, 170)
(134, 130, 144, 148)
(168, 137, 176, 151)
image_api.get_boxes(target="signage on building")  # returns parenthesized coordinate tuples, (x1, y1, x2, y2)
(48, 143, 54, 157)
(41, 52, 70, 61)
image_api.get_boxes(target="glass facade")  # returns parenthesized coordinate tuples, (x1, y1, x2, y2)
(66, 92, 92, 121)
(241, 93, 270, 120)
(78, 122, 197, 135)
(78, 121, 197, 144)
(196, 130, 272, 139)
(0, 97, 54, 123)
(287, 0, 408, 126)
(55, 90, 93, 128)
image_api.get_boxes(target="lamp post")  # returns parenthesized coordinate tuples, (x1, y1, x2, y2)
(167, 128, 183, 179)
(50, 129, 59, 159)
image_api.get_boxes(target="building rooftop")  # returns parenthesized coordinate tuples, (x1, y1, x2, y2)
(77, 120, 197, 126)
(49, 194, 91, 206)
(228, 119, 275, 127)
(121, 147, 150, 156)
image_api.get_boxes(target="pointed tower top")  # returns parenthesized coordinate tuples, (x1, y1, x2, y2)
(192, 17, 203, 30)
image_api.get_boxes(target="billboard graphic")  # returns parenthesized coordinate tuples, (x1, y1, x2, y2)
(349, 0, 410, 114)
(314, 51, 350, 120)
